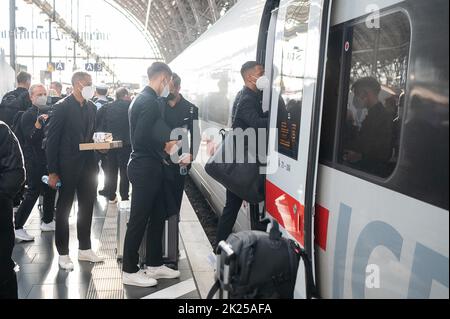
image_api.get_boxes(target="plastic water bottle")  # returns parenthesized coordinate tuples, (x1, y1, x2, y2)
(42, 175, 62, 189)
(180, 166, 188, 176)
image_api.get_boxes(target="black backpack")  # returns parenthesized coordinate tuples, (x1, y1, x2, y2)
(11, 110, 26, 148)
(208, 222, 301, 299)
(0, 91, 21, 126)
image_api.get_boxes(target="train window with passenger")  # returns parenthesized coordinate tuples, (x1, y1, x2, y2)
(276, 0, 310, 160)
(338, 11, 411, 178)
(204, 73, 231, 126)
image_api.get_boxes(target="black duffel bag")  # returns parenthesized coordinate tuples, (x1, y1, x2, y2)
(204, 128, 265, 204)
(207, 222, 301, 299)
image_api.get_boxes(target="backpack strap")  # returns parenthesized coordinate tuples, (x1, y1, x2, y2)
(206, 280, 221, 299)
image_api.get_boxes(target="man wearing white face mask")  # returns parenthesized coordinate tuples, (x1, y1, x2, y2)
(14, 84, 57, 243)
(46, 72, 104, 271)
(216, 61, 269, 247)
(122, 62, 181, 287)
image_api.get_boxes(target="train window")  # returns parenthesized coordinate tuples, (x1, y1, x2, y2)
(338, 11, 411, 178)
(204, 73, 231, 126)
(276, 0, 310, 160)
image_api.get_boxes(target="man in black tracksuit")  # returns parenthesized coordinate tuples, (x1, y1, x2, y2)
(157, 73, 200, 216)
(216, 61, 269, 246)
(14, 84, 56, 243)
(99, 87, 132, 202)
(0, 121, 25, 299)
(46, 72, 104, 271)
(122, 62, 180, 287)
(0, 72, 32, 127)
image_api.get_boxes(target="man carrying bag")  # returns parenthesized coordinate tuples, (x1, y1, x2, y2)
(206, 61, 270, 246)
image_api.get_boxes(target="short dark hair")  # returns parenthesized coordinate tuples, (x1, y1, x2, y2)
(72, 71, 91, 86)
(352, 77, 381, 96)
(172, 73, 181, 88)
(147, 62, 172, 80)
(116, 87, 129, 100)
(240, 61, 261, 79)
(96, 88, 108, 96)
(51, 81, 63, 91)
(17, 71, 31, 84)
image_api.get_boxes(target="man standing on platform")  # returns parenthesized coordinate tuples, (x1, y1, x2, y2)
(0, 121, 25, 299)
(122, 62, 181, 287)
(46, 71, 105, 271)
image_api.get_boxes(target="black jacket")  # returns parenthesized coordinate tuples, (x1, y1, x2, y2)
(160, 95, 200, 161)
(0, 121, 25, 199)
(352, 102, 394, 176)
(129, 87, 171, 162)
(232, 86, 268, 130)
(20, 105, 49, 164)
(0, 87, 32, 126)
(46, 95, 97, 175)
(97, 100, 131, 146)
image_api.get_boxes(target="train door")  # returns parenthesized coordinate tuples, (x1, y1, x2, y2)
(264, 0, 331, 298)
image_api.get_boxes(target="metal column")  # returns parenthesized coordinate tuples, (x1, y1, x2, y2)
(9, 0, 16, 71)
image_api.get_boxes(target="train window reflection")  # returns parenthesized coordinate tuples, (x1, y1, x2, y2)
(339, 11, 411, 178)
(204, 73, 230, 126)
(276, 0, 310, 160)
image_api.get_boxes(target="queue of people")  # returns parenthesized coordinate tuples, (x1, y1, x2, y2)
(0, 62, 203, 297)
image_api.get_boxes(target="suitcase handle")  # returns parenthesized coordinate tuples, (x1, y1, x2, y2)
(216, 241, 236, 298)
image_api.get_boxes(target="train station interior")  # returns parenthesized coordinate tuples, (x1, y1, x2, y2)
(0, 0, 448, 302)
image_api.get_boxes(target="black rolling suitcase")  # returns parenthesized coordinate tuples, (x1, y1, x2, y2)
(139, 214, 180, 269)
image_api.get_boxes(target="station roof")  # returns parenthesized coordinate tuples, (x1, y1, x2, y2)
(113, 0, 238, 62)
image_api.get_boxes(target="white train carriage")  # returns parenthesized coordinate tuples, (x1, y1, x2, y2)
(171, 0, 449, 299)
(0, 47, 15, 100)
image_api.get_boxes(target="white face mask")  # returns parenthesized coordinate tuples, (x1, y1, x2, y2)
(353, 95, 366, 110)
(35, 95, 48, 107)
(160, 82, 170, 98)
(81, 85, 95, 101)
(256, 75, 270, 91)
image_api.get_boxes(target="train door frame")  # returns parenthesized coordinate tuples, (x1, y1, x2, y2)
(261, 0, 332, 298)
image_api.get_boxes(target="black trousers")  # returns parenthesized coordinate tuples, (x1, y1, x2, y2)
(107, 146, 131, 201)
(0, 194, 18, 299)
(123, 158, 166, 273)
(216, 189, 244, 246)
(143, 167, 185, 266)
(15, 160, 56, 229)
(55, 157, 98, 256)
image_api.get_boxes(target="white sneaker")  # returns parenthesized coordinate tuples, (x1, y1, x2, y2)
(146, 265, 181, 280)
(78, 249, 105, 263)
(123, 270, 158, 287)
(15, 229, 35, 242)
(40, 220, 56, 232)
(59, 255, 74, 271)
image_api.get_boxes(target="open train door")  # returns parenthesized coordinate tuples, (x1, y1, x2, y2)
(263, 0, 332, 299)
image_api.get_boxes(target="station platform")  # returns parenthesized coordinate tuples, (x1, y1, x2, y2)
(12, 192, 216, 299)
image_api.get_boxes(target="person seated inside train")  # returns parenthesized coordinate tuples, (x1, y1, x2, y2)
(343, 77, 394, 177)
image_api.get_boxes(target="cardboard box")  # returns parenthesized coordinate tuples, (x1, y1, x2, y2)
(79, 141, 123, 151)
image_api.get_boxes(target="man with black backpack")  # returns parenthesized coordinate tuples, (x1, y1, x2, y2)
(0, 72, 32, 127)
(14, 84, 57, 242)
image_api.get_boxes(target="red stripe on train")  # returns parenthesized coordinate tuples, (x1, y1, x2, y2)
(266, 181, 305, 246)
(315, 205, 329, 251)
